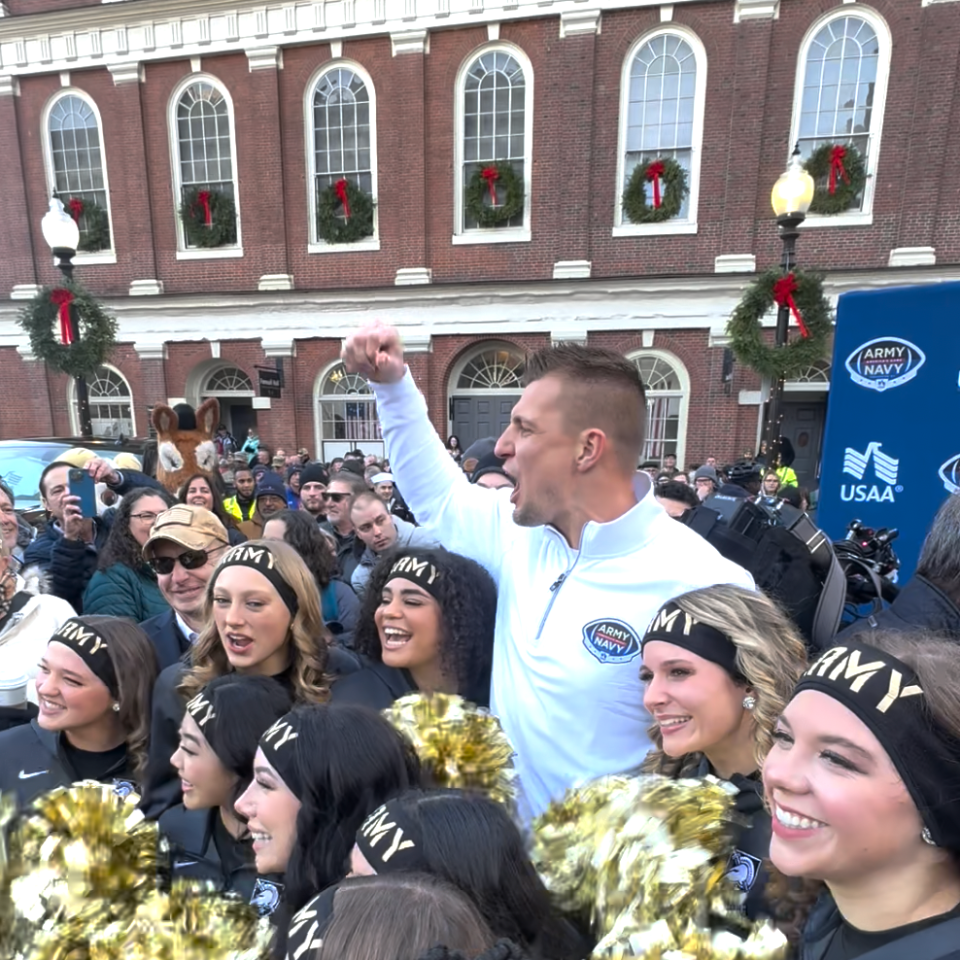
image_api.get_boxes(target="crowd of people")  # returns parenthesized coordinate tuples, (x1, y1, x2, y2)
(0, 322, 958, 960)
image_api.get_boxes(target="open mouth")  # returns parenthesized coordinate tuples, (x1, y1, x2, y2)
(772, 801, 827, 834)
(656, 715, 692, 735)
(225, 633, 254, 655)
(39, 698, 66, 715)
(509, 477, 521, 504)
(381, 627, 412, 650)
(181, 779, 194, 793)
(250, 830, 272, 852)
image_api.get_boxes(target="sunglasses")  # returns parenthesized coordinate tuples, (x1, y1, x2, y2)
(147, 549, 212, 575)
(322, 492, 349, 503)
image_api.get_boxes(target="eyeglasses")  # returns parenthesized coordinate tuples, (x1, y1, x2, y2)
(130, 512, 160, 524)
(147, 549, 212, 575)
(322, 492, 349, 503)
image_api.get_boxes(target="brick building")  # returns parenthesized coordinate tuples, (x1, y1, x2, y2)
(1, 0, 958, 487)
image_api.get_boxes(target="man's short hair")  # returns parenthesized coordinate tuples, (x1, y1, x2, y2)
(349, 490, 388, 516)
(328, 472, 368, 496)
(656, 480, 698, 510)
(524, 343, 646, 472)
(39, 460, 76, 499)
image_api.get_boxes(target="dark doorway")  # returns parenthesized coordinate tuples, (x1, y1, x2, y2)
(226, 403, 257, 443)
(450, 395, 521, 450)
(781, 398, 827, 489)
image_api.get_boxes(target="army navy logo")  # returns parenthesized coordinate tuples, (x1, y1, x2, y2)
(112, 779, 136, 799)
(582, 619, 641, 664)
(939, 453, 960, 494)
(845, 337, 925, 392)
(726, 849, 762, 893)
(250, 878, 282, 917)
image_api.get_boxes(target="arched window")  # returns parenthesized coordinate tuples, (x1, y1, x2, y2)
(616, 28, 706, 232)
(315, 362, 382, 460)
(46, 93, 113, 254)
(630, 351, 690, 467)
(202, 365, 254, 397)
(448, 343, 526, 448)
(171, 77, 240, 250)
(791, 11, 891, 217)
(71, 366, 134, 437)
(307, 63, 377, 247)
(455, 347, 525, 391)
(456, 46, 532, 237)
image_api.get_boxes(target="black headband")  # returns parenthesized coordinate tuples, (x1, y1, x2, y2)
(49, 618, 119, 699)
(210, 544, 299, 615)
(384, 555, 443, 603)
(184, 689, 225, 760)
(795, 642, 960, 851)
(641, 602, 742, 680)
(286, 886, 337, 960)
(354, 800, 427, 874)
(258, 712, 304, 799)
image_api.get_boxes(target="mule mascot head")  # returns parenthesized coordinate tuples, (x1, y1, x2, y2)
(152, 398, 220, 493)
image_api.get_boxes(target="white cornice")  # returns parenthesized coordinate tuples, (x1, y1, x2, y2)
(0, 0, 723, 76)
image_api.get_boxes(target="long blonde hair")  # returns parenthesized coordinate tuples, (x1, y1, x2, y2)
(644, 584, 808, 777)
(179, 539, 330, 704)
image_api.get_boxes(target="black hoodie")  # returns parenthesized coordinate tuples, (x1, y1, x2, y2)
(0, 719, 137, 807)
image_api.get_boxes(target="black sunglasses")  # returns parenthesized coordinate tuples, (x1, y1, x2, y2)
(147, 549, 211, 575)
(322, 492, 349, 502)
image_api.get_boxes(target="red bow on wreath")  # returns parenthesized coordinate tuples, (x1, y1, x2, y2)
(773, 274, 810, 339)
(335, 178, 351, 220)
(49, 289, 75, 346)
(197, 191, 213, 227)
(481, 167, 500, 205)
(645, 161, 665, 209)
(68, 198, 84, 223)
(828, 146, 850, 196)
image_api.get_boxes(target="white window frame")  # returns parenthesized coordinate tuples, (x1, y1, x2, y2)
(304, 59, 380, 254)
(789, 7, 892, 230)
(453, 42, 534, 246)
(313, 360, 384, 460)
(613, 26, 707, 238)
(68, 363, 136, 437)
(42, 89, 117, 265)
(168, 72, 243, 259)
(627, 348, 690, 468)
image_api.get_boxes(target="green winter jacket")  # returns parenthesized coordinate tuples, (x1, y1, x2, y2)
(81, 563, 170, 622)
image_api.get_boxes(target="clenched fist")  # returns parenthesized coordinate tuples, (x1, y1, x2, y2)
(341, 321, 406, 384)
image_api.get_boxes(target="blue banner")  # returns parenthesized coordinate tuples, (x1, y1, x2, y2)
(818, 280, 960, 582)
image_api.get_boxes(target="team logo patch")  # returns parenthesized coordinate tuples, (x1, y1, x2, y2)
(582, 619, 641, 664)
(939, 453, 960, 494)
(250, 878, 283, 917)
(845, 337, 925, 392)
(726, 849, 763, 893)
(112, 779, 136, 799)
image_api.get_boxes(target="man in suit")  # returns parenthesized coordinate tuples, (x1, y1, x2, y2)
(139, 505, 230, 670)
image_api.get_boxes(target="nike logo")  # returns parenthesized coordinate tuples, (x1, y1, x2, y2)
(173, 859, 199, 868)
(19, 770, 48, 779)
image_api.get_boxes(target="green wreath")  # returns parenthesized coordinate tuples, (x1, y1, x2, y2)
(179, 186, 238, 248)
(622, 157, 688, 224)
(464, 161, 524, 227)
(17, 280, 118, 379)
(63, 196, 112, 253)
(726, 267, 832, 380)
(316, 178, 376, 244)
(803, 143, 867, 216)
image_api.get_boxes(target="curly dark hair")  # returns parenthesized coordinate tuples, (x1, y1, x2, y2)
(97, 486, 175, 572)
(266, 509, 337, 589)
(177, 471, 240, 531)
(354, 547, 497, 704)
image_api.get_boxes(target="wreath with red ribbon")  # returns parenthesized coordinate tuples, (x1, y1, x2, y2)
(803, 142, 867, 216)
(179, 186, 238, 248)
(17, 281, 118, 379)
(464, 161, 525, 227)
(622, 157, 689, 225)
(316, 177, 376, 244)
(63, 195, 112, 253)
(726, 267, 832, 380)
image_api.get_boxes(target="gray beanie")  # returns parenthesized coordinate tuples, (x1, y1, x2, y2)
(693, 465, 719, 485)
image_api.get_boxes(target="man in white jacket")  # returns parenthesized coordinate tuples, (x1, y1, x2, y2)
(342, 323, 753, 819)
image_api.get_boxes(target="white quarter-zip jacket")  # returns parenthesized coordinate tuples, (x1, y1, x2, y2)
(371, 372, 754, 819)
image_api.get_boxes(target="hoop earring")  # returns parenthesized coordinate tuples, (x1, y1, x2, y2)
(742, 695, 757, 711)
(922, 827, 936, 846)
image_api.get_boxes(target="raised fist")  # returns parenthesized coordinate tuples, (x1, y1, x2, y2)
(341, 321, 405, 384)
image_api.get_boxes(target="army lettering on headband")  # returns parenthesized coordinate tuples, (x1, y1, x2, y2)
(261, 717, 299, 751)
(185, 692, 216, 729)
(288, 903, 324, 960)
(648, 606, 696, 636)
(806, 646, 924, 714)
(360, 805, 416, 863)
(389, 556, 440, 585)
(56, 620, 108, 655)
(223, 545, 277, 570)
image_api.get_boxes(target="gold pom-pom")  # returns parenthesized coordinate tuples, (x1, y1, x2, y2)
(531, 775, 789, 960)
(383, 693, 516, 807)
(0, 783, 272, 960)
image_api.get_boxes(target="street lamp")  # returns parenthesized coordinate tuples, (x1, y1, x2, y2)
(763, 144, 815, 468)
(41, 197, 92, 438)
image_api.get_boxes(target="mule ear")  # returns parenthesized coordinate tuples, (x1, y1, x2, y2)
(195, 398, 220, 438)
(153, 403, 178, 437)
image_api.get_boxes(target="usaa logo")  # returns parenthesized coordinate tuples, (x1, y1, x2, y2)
(582, 619, 641, 664)
(845, 337, 926, 393)
(939, 454, 960, 494)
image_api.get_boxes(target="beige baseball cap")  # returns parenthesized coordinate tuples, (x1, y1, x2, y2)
(142, 503, 229, 559)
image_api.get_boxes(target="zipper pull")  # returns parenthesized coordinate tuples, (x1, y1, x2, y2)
(549, 573, 566, 592)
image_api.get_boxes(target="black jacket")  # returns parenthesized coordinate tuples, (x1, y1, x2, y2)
(159, 805, 284, 917)
(141, 645, 362, 820)
(717, 482, 751, 500)
(799, 892, 960, 960)
(0, 719, 137, 807)
(328, 660, 416, 711)
(320, 522, 363, 584)
(840, 575, 960, 639)
(140, 609, 191, 672)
